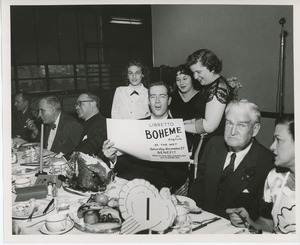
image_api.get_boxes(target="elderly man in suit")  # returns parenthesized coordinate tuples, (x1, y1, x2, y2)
(103, 81, 189, 193)
(188, 99, 274, 220)
(27, 95, 83, 155)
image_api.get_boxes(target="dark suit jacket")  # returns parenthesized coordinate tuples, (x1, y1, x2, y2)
(44, 112, 83, 154)
(114, 115, 189, 192)
(75, 112, 107, 159)
(12, 108, 35, 141)
(188, 136, 274, 220)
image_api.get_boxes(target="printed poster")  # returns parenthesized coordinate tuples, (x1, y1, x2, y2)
(107, 119, 190, 162)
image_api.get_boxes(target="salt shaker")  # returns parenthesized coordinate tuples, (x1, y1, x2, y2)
(52, 183, 58, 197)
(47, 181, 53, 196)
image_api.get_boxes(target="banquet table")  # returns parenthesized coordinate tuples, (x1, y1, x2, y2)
(11, 137, 247, 236)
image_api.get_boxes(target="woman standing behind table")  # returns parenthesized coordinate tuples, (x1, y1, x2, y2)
(169, 64, 205, 155)
(111, 60, 150, 119)
(226, 115, 295, 234)
(184, 49, 234, 136)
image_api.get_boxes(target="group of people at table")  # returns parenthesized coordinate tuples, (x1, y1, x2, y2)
(12, 49, 295, 234)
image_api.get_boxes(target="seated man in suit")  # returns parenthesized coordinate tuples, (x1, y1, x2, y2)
(103, 81, 189, 193)
(26, 95, 83, 155)
(73, 92, 107, 159)
(188, 99, 274, 220)
(12, 92, 35, 141)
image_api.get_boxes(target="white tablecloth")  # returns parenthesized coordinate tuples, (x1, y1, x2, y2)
(11, 138, 245, 235)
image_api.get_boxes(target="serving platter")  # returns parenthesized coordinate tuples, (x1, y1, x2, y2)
(12, 199, 55, 219)
(62, 182, 99, 197)
(72, 215, 121, 234)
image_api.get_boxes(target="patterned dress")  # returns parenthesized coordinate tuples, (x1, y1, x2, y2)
(201, 76, 233, 137)
(262, 169, 296, 234)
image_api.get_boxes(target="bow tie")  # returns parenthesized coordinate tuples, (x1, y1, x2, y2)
(130, 90, 139, 96)
(49, 123, 56, 130)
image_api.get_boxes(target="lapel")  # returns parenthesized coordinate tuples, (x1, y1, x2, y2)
(205, 141, 228, 207)
(218, 140, 259, 207)
(44, 124, 51, 148)
(51, 112, 64, 150)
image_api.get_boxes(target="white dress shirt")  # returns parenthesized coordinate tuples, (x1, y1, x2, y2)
(223, 142, 253, 171)
(47, 112, 61, 150)
(111, 84, 150, 119)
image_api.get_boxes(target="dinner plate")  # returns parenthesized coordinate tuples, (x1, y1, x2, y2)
(176, 195, 197, 208)
(40, 219, 74, 235)
(73, 219, 121, 234)
(12, 199, 55, 219)
(12, 166, 39, 176)
(175, 196, 202, 214)
(17, 142, 40, 151)
(62, 183, 98, 197)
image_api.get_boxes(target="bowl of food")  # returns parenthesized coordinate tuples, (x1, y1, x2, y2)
(72, 193, 122, 233)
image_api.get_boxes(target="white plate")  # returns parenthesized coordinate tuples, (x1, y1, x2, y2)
(12, 166, 38, 176)
(40, 219, 74, 235)
(62, 183, 98, 197)
(18, 142, 40, 151)
(12, 199, 55, 219)
(176, 195, 197, 208)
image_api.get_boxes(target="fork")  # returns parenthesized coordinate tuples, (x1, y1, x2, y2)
(174, 195, 185, 206)
(27, 206, 38, 222)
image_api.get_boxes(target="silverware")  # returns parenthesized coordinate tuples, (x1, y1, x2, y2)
(236, 212, 262, 234)
(192, 217, 221, 232)
(43, 198, 55, 214)
(26, 220, 45, 228)
(174, 195, 185, 206)
(27, 206, 38, 222)
(20, 163, 39, 166)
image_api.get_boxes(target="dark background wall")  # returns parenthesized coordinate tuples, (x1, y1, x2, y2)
(11, 6, 153, 65)
(10, 4, 294, 147)
(151, 5, 294, 147)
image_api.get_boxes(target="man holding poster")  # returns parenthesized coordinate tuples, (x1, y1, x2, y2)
(103, 81, 189, 194)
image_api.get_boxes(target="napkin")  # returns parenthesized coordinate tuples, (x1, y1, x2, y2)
(15, 185, 47, 202)
(34, 175, 62, 188)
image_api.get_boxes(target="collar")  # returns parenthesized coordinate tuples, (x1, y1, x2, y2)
(229, 140, 253, 158)
(85, 112, 101, 123)
(128, 83, 144, 93)
(150, 112, 170, 120)
(52, 112, 61, 129)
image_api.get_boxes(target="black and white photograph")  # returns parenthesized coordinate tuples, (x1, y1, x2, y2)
(1, 0, 299, 244)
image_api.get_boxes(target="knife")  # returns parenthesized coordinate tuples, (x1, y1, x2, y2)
(20, 162, 39, 166)
(192, 217, 221, 232)
(43, 198, 55, 214)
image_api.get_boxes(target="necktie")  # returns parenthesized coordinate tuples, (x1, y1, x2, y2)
(49, 123, 56, 130)
(224, 152, 236, 173)
(130, 90, 139, 96)
(215, 152, 237, 206)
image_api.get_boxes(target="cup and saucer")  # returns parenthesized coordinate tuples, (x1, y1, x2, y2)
(40, 214, 74, 235)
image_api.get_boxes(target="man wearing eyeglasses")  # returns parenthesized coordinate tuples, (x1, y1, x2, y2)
(26, 95, 83, 155)
(73, 92, 107, 159)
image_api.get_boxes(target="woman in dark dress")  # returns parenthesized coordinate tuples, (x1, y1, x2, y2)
(169, 64, 205, 157)
(184, 49, 234, 137)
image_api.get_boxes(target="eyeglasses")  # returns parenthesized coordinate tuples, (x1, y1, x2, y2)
(75, 100, 94, 107)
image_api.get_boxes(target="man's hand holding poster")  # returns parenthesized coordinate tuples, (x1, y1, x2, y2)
(107, 119, 190, 162)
